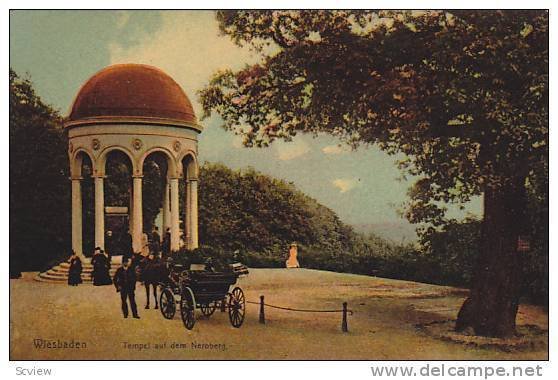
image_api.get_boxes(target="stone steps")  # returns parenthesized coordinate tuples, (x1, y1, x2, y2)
(34, 256, 122, 284)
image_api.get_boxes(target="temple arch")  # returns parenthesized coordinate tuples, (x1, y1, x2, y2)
(139, 147, 178, 179)
(97, 146, 138, 177)
(70, 148, 95, 178)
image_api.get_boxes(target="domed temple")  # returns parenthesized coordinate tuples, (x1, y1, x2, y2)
(65, 64, 202, 257)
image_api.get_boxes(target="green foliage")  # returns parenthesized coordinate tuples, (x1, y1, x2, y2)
(10, 69, 70, 274)
(198, 162, 318, 252)
(419, 219, 481, 286)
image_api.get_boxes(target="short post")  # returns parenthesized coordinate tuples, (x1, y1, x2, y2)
(221, 298, 226, 313)
(342, 302, 348, 333)
(259, 295, 266, 324)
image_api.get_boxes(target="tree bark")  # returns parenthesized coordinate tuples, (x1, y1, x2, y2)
(455, 177, 528, 337)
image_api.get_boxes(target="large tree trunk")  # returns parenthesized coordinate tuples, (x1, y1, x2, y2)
(455, 177, 528, 337)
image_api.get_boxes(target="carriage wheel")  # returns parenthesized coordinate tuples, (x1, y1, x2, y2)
(159, 288, 176, 319)
(200, 302, 217, 317)
(227, 287, 245, 328)
(180, 287, 196, 330)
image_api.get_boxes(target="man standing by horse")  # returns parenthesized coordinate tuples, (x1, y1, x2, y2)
(113, 257, 140, 319)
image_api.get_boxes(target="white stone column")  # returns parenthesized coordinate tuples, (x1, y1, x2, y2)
(94, 175, 105, 250)
(170, 177, 180, 252)
(71, 177, 83, 257)
(132, 175, 143, 254)
(189, 179, 199, 249)
(128, 186, 134, 234)
(163, 180, 170, 232)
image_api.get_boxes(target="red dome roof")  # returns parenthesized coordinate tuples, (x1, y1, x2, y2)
(67, 64, 197, 127)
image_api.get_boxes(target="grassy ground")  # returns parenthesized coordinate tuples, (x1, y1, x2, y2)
(10, 268, 548, 360)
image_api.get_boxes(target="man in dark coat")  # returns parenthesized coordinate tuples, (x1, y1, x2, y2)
(161, 228, 171, 259)
(150, 227, 161, 257)
(113, 257, 140, 319)
(123, 232, 133, 261)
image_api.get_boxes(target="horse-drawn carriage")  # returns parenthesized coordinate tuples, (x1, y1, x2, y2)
(157, 263, 246, 330)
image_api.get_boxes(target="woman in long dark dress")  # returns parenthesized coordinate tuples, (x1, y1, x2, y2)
(68, 251, 82, 286)
(91, 248, 112, 286)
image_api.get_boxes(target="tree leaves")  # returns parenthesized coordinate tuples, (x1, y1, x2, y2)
(10, 69, 70, 272)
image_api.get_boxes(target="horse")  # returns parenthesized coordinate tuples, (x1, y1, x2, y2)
(136, 255, 169, 309)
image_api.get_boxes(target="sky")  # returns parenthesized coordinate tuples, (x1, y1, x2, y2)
(9, 10, 481, 242)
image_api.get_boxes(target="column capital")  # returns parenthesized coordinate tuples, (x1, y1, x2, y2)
(188, 177, 199, 182)
(91, 174, 107, 179)
(70, 176, 83, 181)
(132, 174, 144, 179)
(168, 176, 180, 181)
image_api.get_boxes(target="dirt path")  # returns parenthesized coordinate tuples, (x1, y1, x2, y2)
(9, 269, 548, 360)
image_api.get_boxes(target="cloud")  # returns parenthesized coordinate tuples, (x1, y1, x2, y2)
(108, 11, 259, 116)
(322, 145, 348, 155)
(276, 139, 311, 161)
(332, 178, 358, 193)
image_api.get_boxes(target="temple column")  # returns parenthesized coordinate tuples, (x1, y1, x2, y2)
(162, 180, 171, 232)
(170, 177, 180, 252)
(189, 179, 199, 249)
(132, 175, 143, 253)
(128, 186, 134, 234)
(71, 177, 83, 257)
(94, 175, 105, 250)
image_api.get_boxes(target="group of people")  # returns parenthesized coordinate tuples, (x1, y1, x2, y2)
(67, 226, 173, 319)
(67, 246, 112, 286)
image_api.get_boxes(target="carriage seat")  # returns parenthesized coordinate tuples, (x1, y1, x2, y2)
(170, 263, 184, 271)
(189, 263, 206, 271)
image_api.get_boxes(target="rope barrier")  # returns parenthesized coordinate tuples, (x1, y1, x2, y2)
(246, 300, 354, 315)
(247, 295, 353, 332)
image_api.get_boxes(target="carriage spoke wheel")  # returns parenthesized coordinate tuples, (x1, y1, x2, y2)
(180, 288, 196, 330)
(227, 287, 245, 328)
(200, 302, 217, 317)
(159, 288, 176, 319)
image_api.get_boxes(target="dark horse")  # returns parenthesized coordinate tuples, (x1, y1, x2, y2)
(136, 255, 169, 309)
